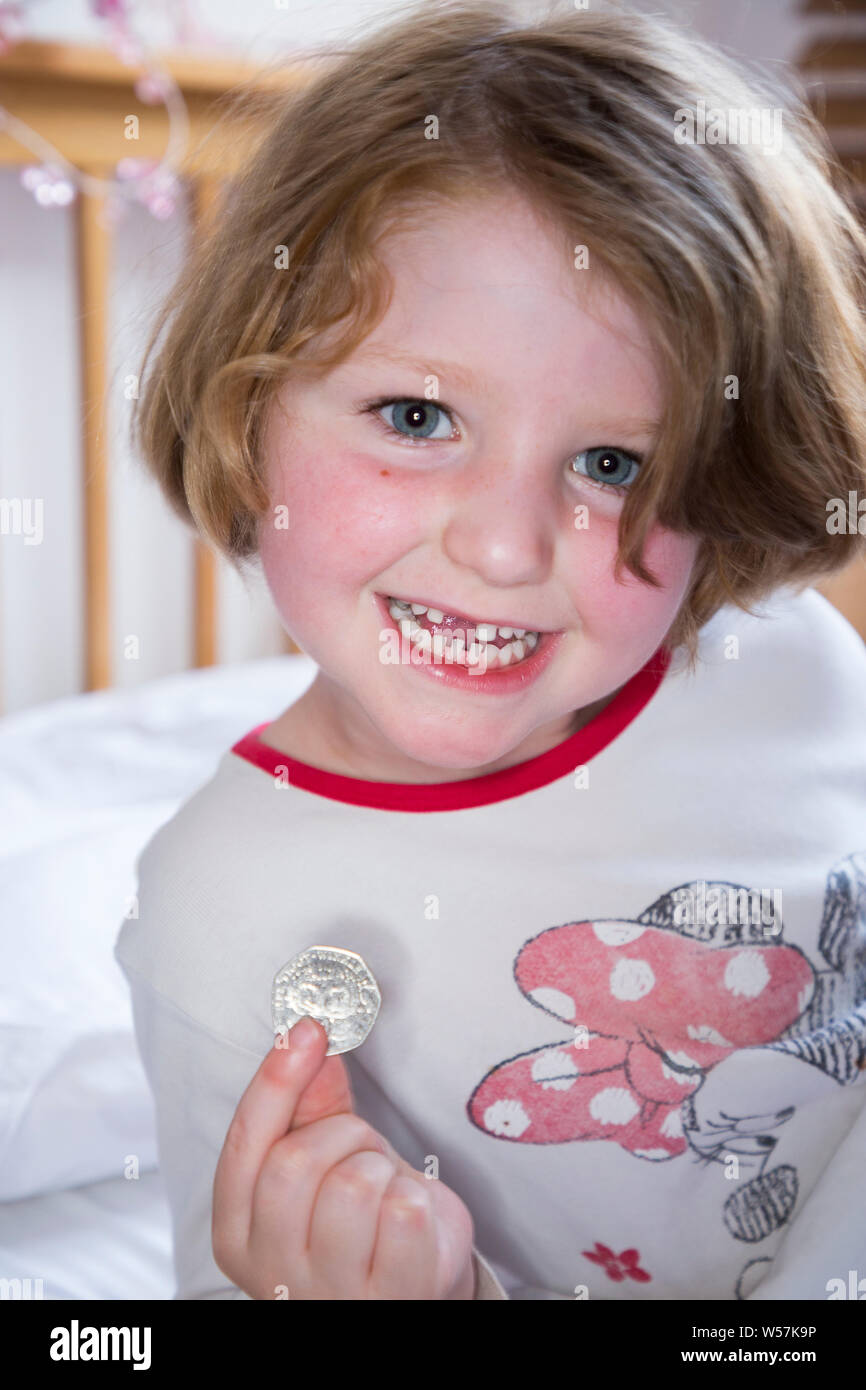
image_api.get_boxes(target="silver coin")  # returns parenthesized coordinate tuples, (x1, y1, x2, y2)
(272, 945, 381, 1056)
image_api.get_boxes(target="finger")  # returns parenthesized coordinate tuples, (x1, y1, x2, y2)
(252, 1112, 392, 1259)
(213, 1016, 333, 1254)
(370, 1173, 439, 1300)
(427, 1179, 475, 1298)
(290, 1031, 357, 1131)
(307, 1150, 397, 1295)
(370, 1134, 418, 1182)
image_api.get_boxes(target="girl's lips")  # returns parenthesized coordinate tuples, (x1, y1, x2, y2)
(373, 592, 565, 694)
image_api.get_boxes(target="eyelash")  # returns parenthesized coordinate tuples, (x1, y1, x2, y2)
(358, 395, 644, 492)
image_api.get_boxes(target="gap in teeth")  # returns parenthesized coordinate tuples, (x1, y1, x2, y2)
(386, 596, 539, 665)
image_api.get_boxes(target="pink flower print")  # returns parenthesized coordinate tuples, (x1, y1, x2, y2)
(582, 1242, 651, 1283)
(468, 918, 815, 1159)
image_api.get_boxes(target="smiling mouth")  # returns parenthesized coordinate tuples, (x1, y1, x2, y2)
(383, 594, 543, 669)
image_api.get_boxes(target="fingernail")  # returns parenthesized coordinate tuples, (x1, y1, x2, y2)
(290, 1016, 321, 1048)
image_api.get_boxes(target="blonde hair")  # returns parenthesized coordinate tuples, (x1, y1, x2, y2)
(133, 0, 866, 670)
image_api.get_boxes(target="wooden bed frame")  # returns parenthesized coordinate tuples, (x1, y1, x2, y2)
(0, 39, 308, 694)
(1, 37, 863, 702)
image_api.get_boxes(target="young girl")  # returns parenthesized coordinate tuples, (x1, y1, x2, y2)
(115, 0, 866, 1300)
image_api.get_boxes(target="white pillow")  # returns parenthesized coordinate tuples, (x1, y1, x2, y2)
(0, 814, 171, 1199)
(0, 654, 315, 1202)
(0, 1029, 161, 1201)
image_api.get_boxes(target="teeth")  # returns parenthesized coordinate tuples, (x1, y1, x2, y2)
(386, 596, 542, 668)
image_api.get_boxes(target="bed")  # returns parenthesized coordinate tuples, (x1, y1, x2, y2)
(0, 651, 316, 1299)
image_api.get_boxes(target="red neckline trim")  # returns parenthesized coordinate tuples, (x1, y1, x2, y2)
(230, 645, 671, 812)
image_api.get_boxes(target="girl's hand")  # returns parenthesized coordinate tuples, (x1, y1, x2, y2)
(212, 1016, 476, 1299)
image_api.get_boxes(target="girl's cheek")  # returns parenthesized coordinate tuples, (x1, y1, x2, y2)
(258, 446, 424, 600)
(571, 515, 699, 637)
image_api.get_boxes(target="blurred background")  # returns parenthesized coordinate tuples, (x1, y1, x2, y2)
(0, 0, 864, 716)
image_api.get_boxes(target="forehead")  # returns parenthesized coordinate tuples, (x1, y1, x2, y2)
(350, 189, 662, 411)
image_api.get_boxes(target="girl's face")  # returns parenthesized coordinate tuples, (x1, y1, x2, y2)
(259, 189, 699, 777)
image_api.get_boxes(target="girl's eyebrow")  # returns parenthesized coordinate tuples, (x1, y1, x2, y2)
(352, 347, 660, 434)
(353, 346, 481, 392)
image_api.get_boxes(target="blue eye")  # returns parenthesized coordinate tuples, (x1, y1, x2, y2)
(569, 447, 641, 491)
(368, 397, 456, 443)
(361, 397, 643, 487)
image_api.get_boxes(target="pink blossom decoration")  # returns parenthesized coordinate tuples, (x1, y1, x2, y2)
(20, 164, 76, 208)
(114, 158, 180, 221)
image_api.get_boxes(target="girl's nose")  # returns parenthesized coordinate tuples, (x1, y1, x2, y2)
(438, 457, 556, 591)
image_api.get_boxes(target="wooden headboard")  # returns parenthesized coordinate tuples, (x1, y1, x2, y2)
(0, 39, 309, 695)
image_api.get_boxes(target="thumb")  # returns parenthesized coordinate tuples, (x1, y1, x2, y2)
(284, 1018, 417, 1180)
(284, 1015, 358, 1129)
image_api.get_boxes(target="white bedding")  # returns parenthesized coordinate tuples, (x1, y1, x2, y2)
(0, 1170, 174, 1300)
(0, 653, 317, 1299)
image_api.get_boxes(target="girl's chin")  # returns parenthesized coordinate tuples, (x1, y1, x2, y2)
(368, 709, 545, 777)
